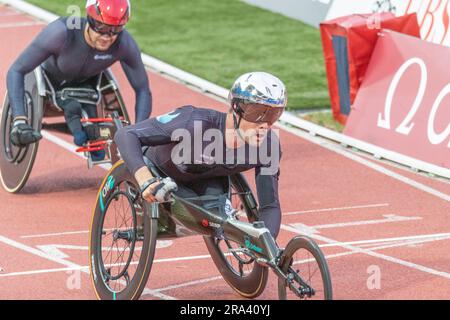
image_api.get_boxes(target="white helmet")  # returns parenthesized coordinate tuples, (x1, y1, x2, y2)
(229, 72, 287, 125)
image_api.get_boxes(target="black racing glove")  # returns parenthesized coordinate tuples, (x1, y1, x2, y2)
(10, 120, 42, 147)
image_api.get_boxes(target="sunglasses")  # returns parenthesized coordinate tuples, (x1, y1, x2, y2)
(238, 103, 284, 125)
(87, 16, 124, 36)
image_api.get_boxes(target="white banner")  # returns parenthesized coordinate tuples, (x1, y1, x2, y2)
(242, 0, 333, 27)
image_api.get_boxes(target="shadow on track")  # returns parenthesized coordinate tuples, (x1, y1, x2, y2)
(19, 167, 103, 194)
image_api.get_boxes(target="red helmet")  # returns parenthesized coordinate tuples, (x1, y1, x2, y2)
(86, 0, 130, 26)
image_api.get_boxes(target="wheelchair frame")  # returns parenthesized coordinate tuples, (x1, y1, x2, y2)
(0, 66, 130, 193)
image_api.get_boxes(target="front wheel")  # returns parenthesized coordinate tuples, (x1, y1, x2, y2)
(89, 160, 158, 300)
(278, 236, 332, 300)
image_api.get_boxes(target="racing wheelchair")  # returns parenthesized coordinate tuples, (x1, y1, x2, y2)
(89, 115, 333, 300)
(0, 66, 130, 193)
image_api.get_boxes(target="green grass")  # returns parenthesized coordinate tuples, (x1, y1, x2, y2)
(25, 0, 330, 111)
(301, 111, 344, 133)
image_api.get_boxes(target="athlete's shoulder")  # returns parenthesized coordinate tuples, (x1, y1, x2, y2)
(190, 106, 224, 122)
(118, 29, 139, 52)
(33, 17, 69, 51)
(154, 105, 195, 125)
(47, 17, 70, 35)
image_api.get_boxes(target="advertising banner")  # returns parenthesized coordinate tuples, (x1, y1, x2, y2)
(327, 0, 450, 47)
(344, 30, 450, 169)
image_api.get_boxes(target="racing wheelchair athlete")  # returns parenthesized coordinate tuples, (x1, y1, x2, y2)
(1, 0, 152, 193)
(89, 72, 333, 300)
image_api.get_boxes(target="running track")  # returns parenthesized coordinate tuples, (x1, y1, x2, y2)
(0, 5, 450, 300)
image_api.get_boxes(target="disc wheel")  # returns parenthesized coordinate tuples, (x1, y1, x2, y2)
(0, 71, 43, 193)
(204, 174, 268, 299)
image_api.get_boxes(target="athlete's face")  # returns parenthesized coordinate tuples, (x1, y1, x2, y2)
(87, 27, 118, 51)
(238, 118, 270, 147)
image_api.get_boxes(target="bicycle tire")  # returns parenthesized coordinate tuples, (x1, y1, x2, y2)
(89, 160, 158, 300)
(278, 236, 332, 300)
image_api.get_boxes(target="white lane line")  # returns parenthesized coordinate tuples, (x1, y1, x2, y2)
(3, 232, 449, 287)
(313, 214, 421, 229)
(0, 11, 21, 16)
(0, 21, 43, 28)
(0, 234, 175, 300)
(281, 224, 450, 280)
(290, 214, 422, 235)
(318, 232, 450, 248)
(18, 203, 387, 238)
(21, 226, 133, 239)
(143, 235, 450, 296)
(21, 230, 89, 239)
(0, 266, 89, 278)
(0, 252, 216, 278)
(153, 276, 223, 293)
(0, 235, 82, 269)
(284, 203, 389, 216)
(277, 122, 450, 203)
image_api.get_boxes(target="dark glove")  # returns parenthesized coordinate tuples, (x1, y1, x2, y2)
(10, 120, 42, 147)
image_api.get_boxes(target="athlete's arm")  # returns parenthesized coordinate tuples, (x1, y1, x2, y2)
(115, 107, 191, 201)
(6, 18, 67, 119)
(255, 168, 282, 239)
(255, 130, 282, 239)
(114, 107, 192, 176)
(120, 33, 152, 123)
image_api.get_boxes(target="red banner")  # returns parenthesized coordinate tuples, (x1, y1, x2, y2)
(320, 13, 420, 124)
(344, 30, 450, 170)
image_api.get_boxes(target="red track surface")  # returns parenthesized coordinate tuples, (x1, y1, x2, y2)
(1, 5, 449, 300)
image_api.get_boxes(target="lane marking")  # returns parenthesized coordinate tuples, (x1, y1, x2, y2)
(0, 234, 175, 300)
(143, 235, 450, 297)
(318, 232, 450, 248)
(36, 241, 173, 259)
(290, 214, 422, 235)
(281, 224, 450, 280)
(21, 230, 90, 239)
(3, 232, 450, 295)
(284, 203, 389, 216)
(0, 11, 22, 16)
(0, 252, 218, 278)
(277, 122, 450, 203)
(154, 276, 223, 293)
(0, 21, 43, 28)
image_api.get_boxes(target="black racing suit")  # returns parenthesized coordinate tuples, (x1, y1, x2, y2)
(114, 105, 282, 238)
(7, 17, 152, 128)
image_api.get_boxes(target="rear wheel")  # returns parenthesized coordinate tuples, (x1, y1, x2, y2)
(278, 236, 332, 300)
(204, 174, 268, 299)
(89, 161, 158, 300)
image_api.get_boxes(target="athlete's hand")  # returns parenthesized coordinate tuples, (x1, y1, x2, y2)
(10, 119, 42, 147)
(135, 167, 158, 202)
(141, 181, 159, 203)
(151, 177, 178, 202)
